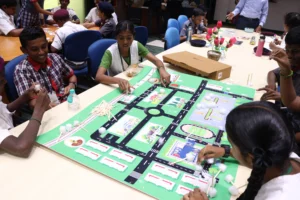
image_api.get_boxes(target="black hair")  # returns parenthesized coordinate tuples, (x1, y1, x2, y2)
(225, 101, 297, 200)
(19, 27, 46, 48)
(192, 8, 205, 17)
(284, 12, 300, 30)
(98, 2, 114, 18)
(115, 20, 135, 37)
(285, 26, 300, 45)
(0, 0, 17, 8)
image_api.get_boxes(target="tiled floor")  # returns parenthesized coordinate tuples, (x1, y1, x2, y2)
(145, 36, 165, 55)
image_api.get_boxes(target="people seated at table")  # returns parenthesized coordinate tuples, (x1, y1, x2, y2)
(268, 26, 300, 144)
(17, 0, 52, 28)
(191, 101, 300, 200)
(83, 2, 116, 38)
(269, 12, 300, 51)
(14, 27, 77, 108)
(50, 9, 86, 54)
(0, 0, 24, 36)
(47, 0, 80, 25)
(95, 20, 171, 93)
(179, 8, 206, 42)
(0, 85, 50, 158)
(85, 0, 118, 24)
(226, 0, 269, 33)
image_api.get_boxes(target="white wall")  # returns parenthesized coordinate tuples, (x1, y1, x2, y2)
(214, 0, 300, 31)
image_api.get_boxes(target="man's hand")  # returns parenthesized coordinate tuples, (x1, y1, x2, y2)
(117, 78, 131, 94)
(256, 25, 262, 33)
(24, 83, 39, 100)
(34, 88, 51, 113)
(270, 49, 291, 70)
(258, 86, 281, 101)
(183, 188, 209, 200)
(197, 145, 225, 164)
(159, 68, 171, 87)
(64, 83, 75, 96)
(226, 12, 235, 20)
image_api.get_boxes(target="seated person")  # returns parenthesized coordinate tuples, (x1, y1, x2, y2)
(0, 0, 23, 36)
(179, 8, 206, 42)
(95, 20, 171, 93)
(270, 12, 300, 51)
(47, 0, 80, 25)
(192, 101, 300, 200)
(14, 27, 77, 108)
(0, 80, 50, 157)
(50, 9, 87, 54)
(85, 0, 118, 25)
(269, 26, 300, 143)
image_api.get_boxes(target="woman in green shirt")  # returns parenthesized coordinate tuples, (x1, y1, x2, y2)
(95, 20, 171, 93)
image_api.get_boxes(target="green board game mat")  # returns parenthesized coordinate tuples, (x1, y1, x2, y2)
(37, 66, 255, 200)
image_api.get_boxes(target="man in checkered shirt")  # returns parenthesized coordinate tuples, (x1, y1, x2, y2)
(14, 26, 77, 109)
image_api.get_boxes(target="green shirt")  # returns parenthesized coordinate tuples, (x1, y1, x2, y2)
(100, 42, 149, 69)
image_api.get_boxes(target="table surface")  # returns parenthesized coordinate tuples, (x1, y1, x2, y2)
(0, 28, 277, 200)
(0, 26, 100, 63)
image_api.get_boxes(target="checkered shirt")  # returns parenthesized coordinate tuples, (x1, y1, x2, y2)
(14, 53, 74, 102)
(17, 0, 43, 28)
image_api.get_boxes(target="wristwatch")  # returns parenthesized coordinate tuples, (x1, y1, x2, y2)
(221, 144, 231, 158)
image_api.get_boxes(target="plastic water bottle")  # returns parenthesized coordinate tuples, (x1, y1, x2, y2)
(67, 89, 80, 110)
(187, 25, 192, 43)
(255, 35, 265, 57)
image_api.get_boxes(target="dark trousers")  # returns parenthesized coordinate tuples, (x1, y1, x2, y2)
(236, 15, 259, 30)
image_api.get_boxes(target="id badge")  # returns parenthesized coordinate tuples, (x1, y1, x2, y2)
(48, 91, 60, 104)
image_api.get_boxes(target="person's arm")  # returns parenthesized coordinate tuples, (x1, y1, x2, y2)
(179, 24, 187, 42)
(70, 10, 80, 24)
(82, 22, 96, 29)
(270, 49, 300, 111)
(267, 69, 278, 90)
(7, 28, 23, 37)
(46, 11, 56, 25)
(58, 55, 77, 95)
(50, 33, 63, 53)
(31, 1, 52, 15)
(259, 0, 269, 27)
(0, 89, 50, 158)
(95, 51, 131, 92)
(84, 9, 93, 23)
(197, 145, 233, 163)
(0, 18, 23, 37)
(227, 0, 246, 20)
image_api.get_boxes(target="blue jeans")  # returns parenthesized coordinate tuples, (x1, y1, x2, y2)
(236, 15, 259, 30)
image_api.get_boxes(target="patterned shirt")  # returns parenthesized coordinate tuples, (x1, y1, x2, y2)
(232, 0, 269, 26)
(14, 53, 74, 102)
(180, 19, 206, 37)
(95, 17, 116, 38)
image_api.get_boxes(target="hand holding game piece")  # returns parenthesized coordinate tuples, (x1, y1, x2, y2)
(34, 84, 41, 92)
(183, 188, 208, 200)
(206, 158, 214, 164)
(117, 78, 131, 94)
(197, 145, 226, 163)
(158, 68, 171, 87)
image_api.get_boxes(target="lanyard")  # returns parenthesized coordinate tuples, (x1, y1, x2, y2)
(118, 46, 131, 71)
(39, 66, 53, 93)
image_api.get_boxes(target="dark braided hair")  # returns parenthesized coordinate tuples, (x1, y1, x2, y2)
(225, 101, 297, 200)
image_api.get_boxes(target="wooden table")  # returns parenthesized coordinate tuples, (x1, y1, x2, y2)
(0, 28, 278, 200)
(0, 26, 58, 63)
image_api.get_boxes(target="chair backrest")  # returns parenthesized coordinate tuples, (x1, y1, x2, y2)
(167, 18, 180, 33)
(87, 39, 117, 78)
(64, 30, 102, 62)
(178, 15, 188, 29)
(5, 54, 27, 101)
(134, 26, 148, 46)
(165, 27, 180, 50)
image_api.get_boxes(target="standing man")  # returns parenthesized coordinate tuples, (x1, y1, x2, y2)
(227, 0, 269, 33)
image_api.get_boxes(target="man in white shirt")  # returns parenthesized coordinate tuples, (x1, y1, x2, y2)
(50, 9, 87, 53)
(0, 82, 50, 157)
(0, 0, 23, 36)
(47, 0, 80, 25)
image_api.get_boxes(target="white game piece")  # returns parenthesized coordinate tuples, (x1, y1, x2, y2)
(34, 84, 41, 92)
(220, 108, 227, 115)
(209, 187, 217, 198)
(225, 174, 234, 183)
(207, 158, 214, 164)
(205, 96, 212, 101)
(66, 124, 72, 132)
(59, 126, 66, 134)
(152, 91, 158, 95)
(160, 88, 165, 94)
(218, 163, 227, 172)
(158, 138, 164, 145)
(186, 153, 194, 162)
(73, 120, 80, 127)
(196, 104, 203, 110)
(226, 87, 231, 91)
(195, 164, 203, 172)
(98, 127, 106, 134)
(129, 88, 134, 94)
(229, 185, 239, 196)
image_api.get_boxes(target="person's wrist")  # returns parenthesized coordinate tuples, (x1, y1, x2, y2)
(32, 109, 44, 120)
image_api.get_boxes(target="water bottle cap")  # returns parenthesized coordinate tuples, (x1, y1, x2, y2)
(260, 35, 266, 40)
(70, 89, 75, 94)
